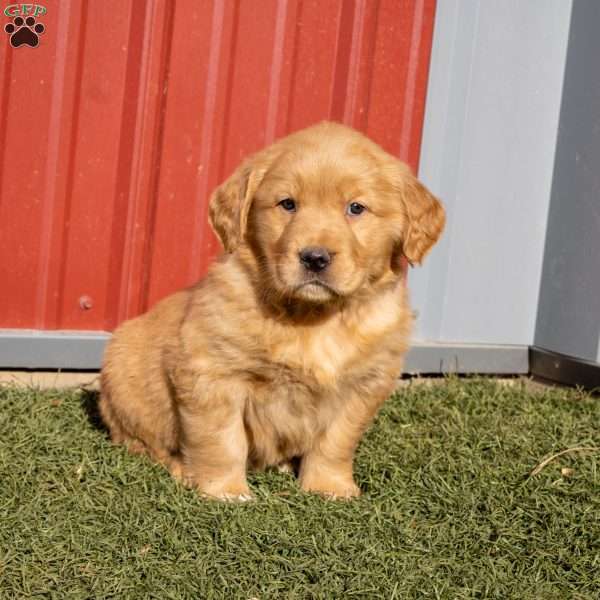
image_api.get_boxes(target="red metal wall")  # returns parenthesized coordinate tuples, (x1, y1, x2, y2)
(0, 0, 435, 332)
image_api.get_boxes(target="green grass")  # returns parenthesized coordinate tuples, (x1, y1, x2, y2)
(0, 378, 599, 599)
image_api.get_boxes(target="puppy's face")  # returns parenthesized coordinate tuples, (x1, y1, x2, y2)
(209, 123, 445, 305)
(248, 148, 400, 303)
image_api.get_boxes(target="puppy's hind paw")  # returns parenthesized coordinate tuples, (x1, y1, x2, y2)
(275, 460, 294, 474)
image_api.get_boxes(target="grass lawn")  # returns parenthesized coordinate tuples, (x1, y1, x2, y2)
(0, 378, 598, 599)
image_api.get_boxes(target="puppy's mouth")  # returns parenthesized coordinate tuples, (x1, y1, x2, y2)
(296, 279, 339, 294)
(293, 278, 341, 302)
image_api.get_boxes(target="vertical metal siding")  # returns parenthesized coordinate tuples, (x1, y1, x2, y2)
(0, 0, 435, 332)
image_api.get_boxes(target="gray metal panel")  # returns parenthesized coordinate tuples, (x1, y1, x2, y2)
(405, 343, 528, 375)
(0, 330, 109, 370)
(530, 347, 600, 392)
(0, 330, 527, 374)
(413, 0, 572, 345)
(534, 0, 600, 364)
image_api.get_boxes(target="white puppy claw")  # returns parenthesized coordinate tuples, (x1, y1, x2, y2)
(212, 492, 254, 503)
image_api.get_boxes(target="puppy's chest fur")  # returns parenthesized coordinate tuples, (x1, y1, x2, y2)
(264, 295, 407, 387)
(183, 284, 410, 466)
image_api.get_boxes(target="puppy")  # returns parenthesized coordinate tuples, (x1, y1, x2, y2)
(99, 122, 445, 500)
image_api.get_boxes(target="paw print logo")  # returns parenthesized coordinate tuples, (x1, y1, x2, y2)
(4, 16, 45, 48)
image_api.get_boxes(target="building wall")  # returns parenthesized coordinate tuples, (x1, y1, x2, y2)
(0, 0, 435, 332)
(534, 0, 600, 364)
(3, 1, 592, 374)
(413, 0, 572, 346)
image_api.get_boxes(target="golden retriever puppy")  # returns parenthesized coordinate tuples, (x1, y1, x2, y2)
(99, 121, 445, 500)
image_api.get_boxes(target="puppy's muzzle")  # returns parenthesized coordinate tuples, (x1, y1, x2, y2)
(299, 246, 332, 273)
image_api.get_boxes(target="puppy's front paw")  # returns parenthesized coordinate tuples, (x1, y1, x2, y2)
(300, 476, 361, 500)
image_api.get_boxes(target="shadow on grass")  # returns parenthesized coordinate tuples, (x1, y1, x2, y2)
(79, 389, 108, 434)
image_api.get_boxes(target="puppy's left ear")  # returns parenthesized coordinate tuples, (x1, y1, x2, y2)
(398, 172, 445, 265)
(208, 161, 267, 253)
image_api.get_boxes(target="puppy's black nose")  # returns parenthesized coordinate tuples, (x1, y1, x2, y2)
(299, 247, 331, 272)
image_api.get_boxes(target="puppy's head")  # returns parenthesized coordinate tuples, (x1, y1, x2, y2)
(209, 122, 445, 304)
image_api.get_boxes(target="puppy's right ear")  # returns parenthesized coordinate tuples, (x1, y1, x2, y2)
(208, 161, 266, 253)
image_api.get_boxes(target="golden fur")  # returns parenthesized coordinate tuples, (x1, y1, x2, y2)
(99, 122, 445, 500)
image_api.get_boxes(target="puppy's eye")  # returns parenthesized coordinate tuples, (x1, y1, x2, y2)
(347, 202, 366, 216)
(278, 198, 296, 212)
